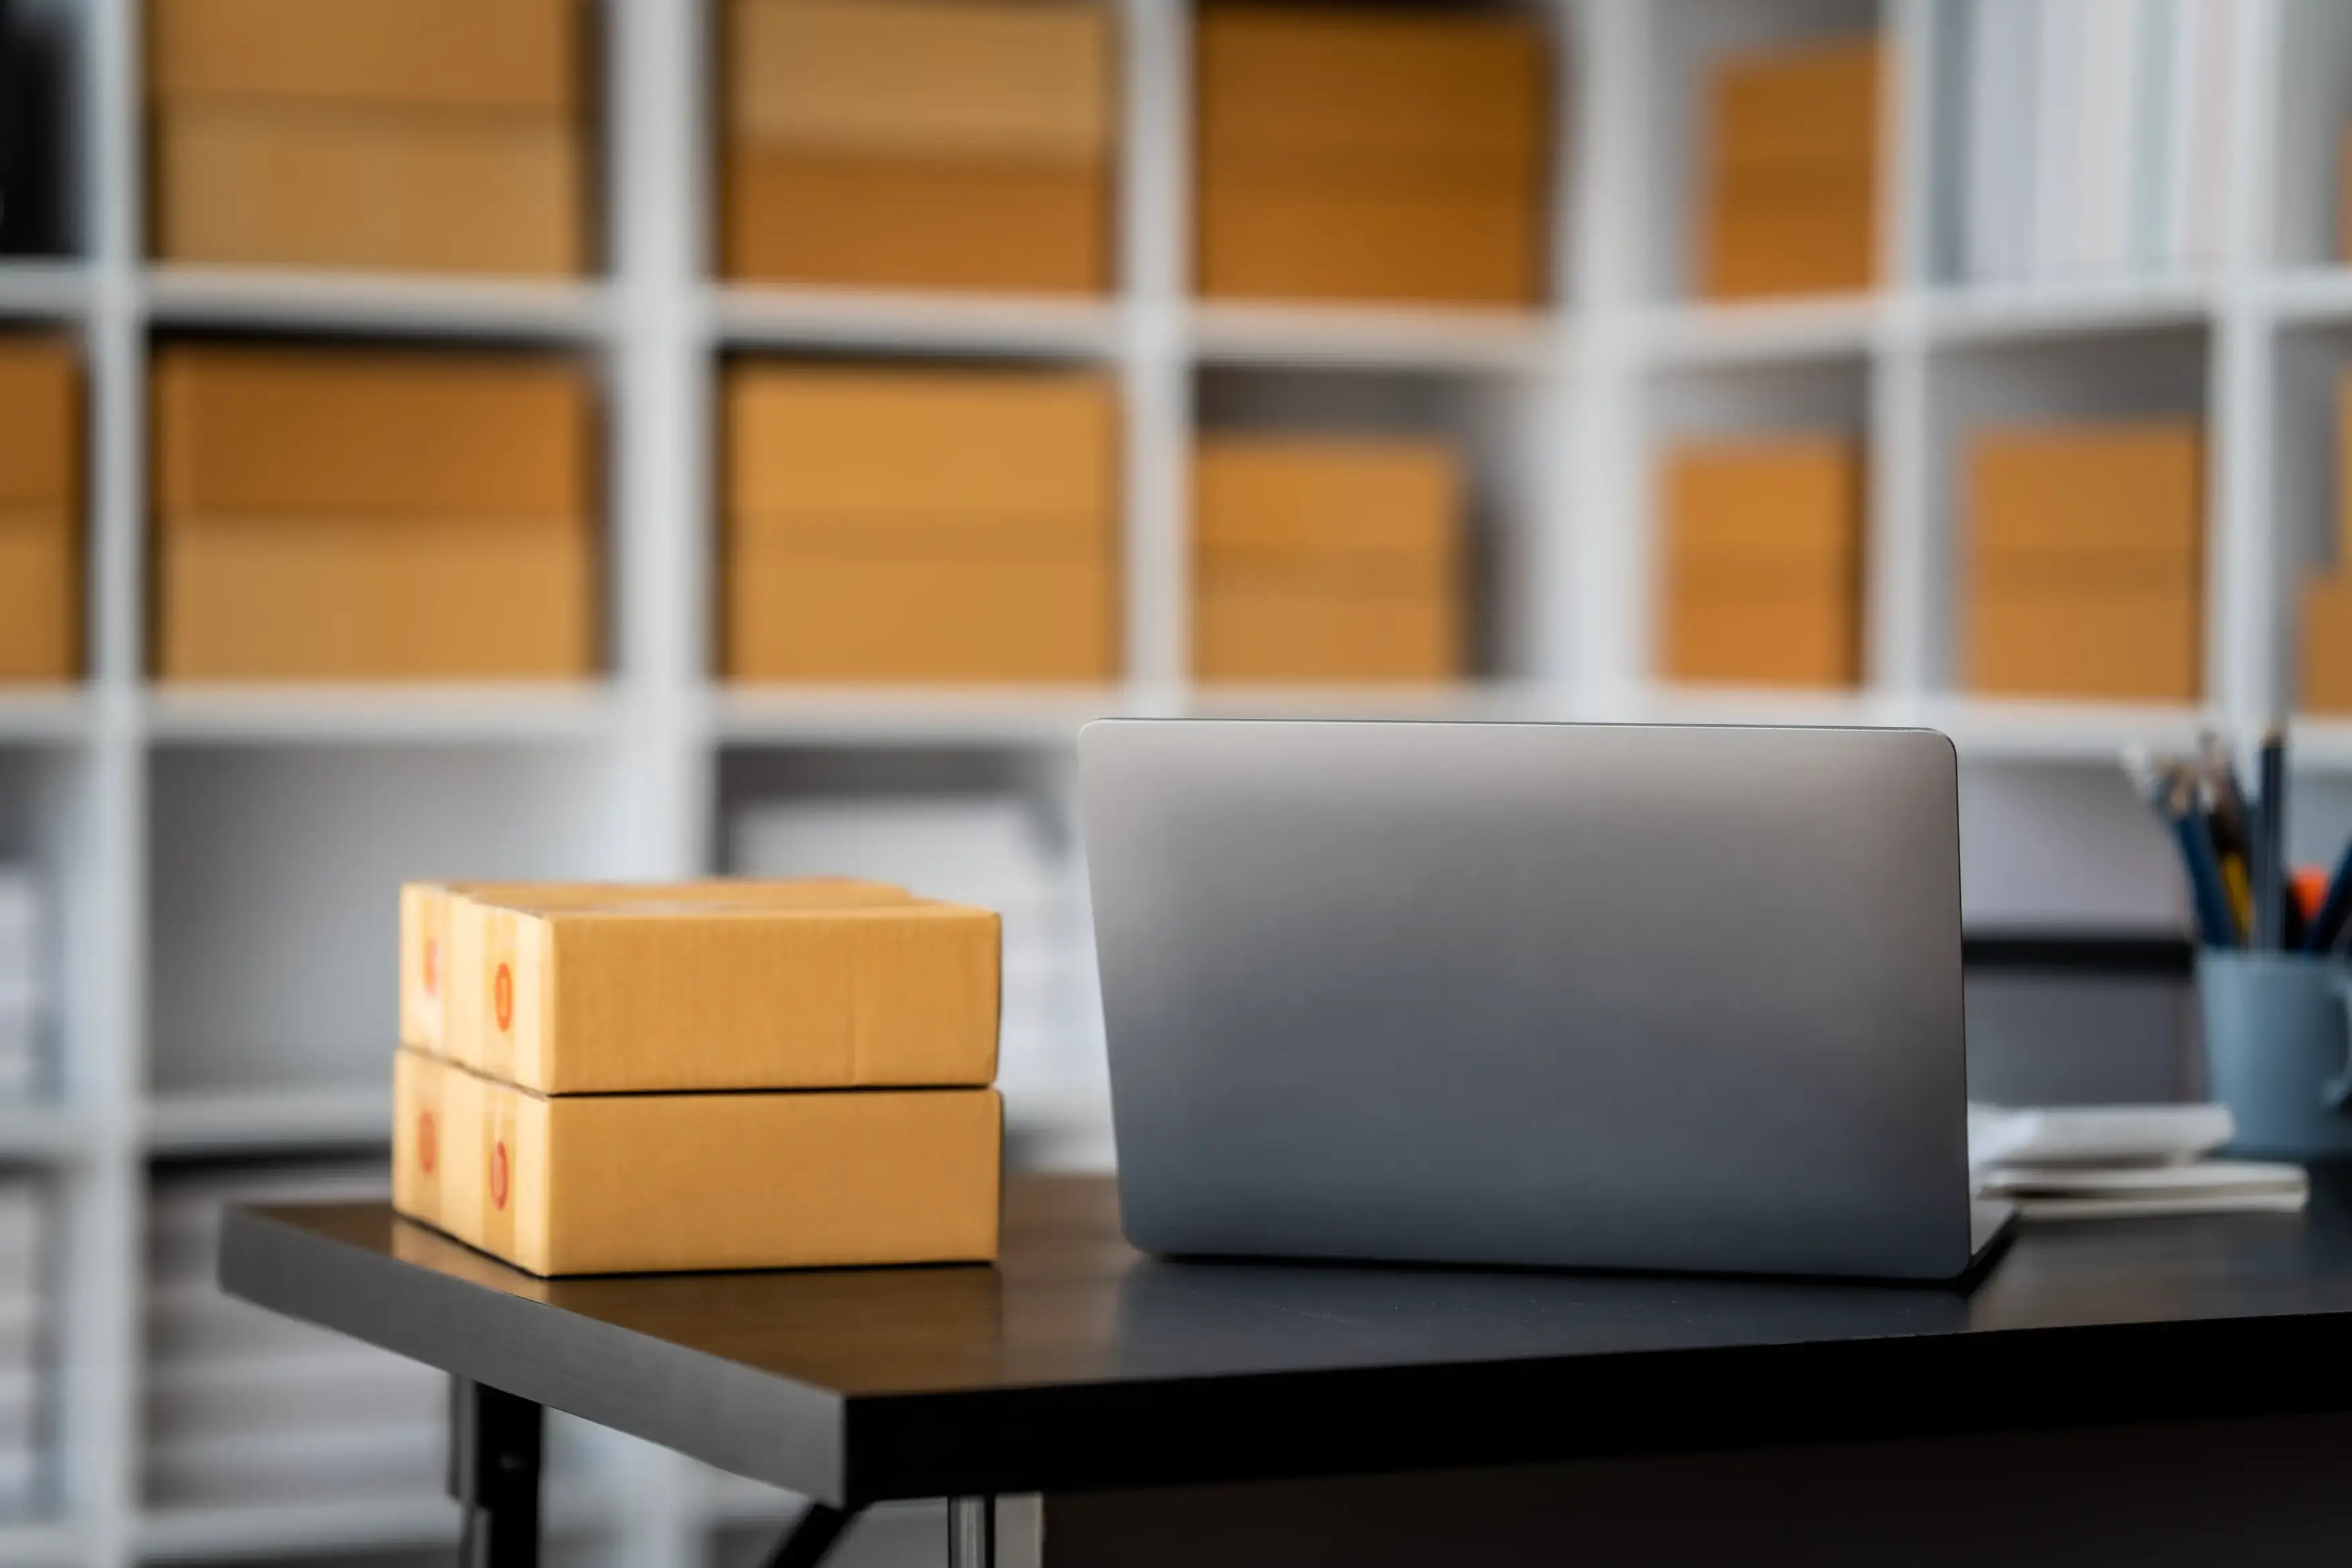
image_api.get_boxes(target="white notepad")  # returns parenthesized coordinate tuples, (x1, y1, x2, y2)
(1978, 1160, 2310, 1222)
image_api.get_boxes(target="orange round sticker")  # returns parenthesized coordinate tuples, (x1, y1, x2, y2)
(422, 937, 438, 998)
(418, 1110, 437, 1175)
(491, 1140, 510, 1211)
(493, 963, 513, 1033)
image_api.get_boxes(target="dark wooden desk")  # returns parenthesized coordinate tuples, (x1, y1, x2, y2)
(224, 1172, 2352, 1568)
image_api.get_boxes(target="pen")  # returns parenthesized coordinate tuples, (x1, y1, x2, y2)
(2254, 729, 2287, 950)
(2167, 768, 2240, 948)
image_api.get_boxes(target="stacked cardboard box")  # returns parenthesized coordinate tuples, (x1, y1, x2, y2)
(152, 343, 597, 681)
(0, 871, 43, 1100)
(1700, 36, 1880, 299)
(145, 1162, 445, 1503)
(1963, 420, 2204, 702)
(1194, 6, 1549, 307)
(0, 1181, 45, 1514)
(722, 0, 1113, 293)
(732, 796, 1099, 1118)
(394, 879, 1003, 1276)
(1191, 436, 1461, 683)
(2300, 378, 2352, 711)
(0, 337, 77, 682)
(724, 364, 1118, 683)
(147, 0, 587, 275)
(1659, 435, 1863, 689)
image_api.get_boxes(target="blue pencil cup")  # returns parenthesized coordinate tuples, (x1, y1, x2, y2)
(2198, 951, 2352, 1161)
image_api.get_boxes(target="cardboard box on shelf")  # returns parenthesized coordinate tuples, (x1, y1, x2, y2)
(0, 339, 79, 683)
(397, 1050, 1003, 1275)
(152, 103, 584, 277)
(152, 344, 596, 681)
(2302, 575, 2352, 714)
(1659, 436, 1862, 689)
(148, 0, 585, 273)
(1961, 420, 2203, 701)
(154, 518, 594, 681)
(1191, 437, 1461, 682)
(442, 883, 993, 1091)
(1193, 5, 1547, 305)
(724, 364, 1118, 682)
(153, 344, 590, 522)
(721, 0, 1111, 291)
(1698, 36, 1879, 299)
(149, 0, 581, 112)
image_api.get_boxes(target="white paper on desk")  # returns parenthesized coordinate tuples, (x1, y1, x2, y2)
(1979, 1159, 2309, 1221)
(1967, 1102, 2233, 1171)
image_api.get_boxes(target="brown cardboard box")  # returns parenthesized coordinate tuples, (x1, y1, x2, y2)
(1968, 422, 2204, 557)
(1195, 576, 1456, 683)
(1699, 36, 1879, 299)
(1965, 553, 2200, 701)
(150, 0, 581, 112)
(0, 513, 81, 683)
(1194, 6, 1547, 305)
(149, 0, 585, 275)
(1659, 436, 1862, 689)
(395, 1049, 1001, 1275)
(152, 103, 584, 277)
(1664, 580, 1859, 688)
(154, 519, 594, 681)
(154, 344, 590, 522)
(726, 366, 1115, 526)
(722, 0, 1111, 291)
(724, 365, 1118, 682)
(722, 150, 1107, 293)
(2304, 576, 2352, 712)
(728, 544, 1116, 683)
(399, 878, 907, 1052)
(0, 340, 79, 681)
(1191, 437, 1461, 681)
(444, 887, 997, 1091)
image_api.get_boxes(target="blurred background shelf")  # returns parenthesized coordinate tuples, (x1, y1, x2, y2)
(3, 0, 2339, 1564)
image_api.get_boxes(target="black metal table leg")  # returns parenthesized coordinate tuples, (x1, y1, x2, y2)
(450, 1377, 543, 1568)
(948, 1496, 995, 1568)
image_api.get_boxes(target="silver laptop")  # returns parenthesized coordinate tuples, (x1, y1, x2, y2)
(1077, 719, 2015, 1285)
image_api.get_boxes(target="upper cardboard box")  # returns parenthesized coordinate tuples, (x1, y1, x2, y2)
(1661, 436, 1863, 561)
(152, 344, 591, 524)
(1710, 36, 1881, 176)
(148, 0, 583, 114)
(1195, 6, 1547, 174)
(1967, 422, 2204, 558)
(728, 0, 1112, 164)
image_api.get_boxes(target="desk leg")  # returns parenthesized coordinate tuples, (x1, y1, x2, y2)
(450, 1377, 542, 1568)
(948, 1496, 996, 1568)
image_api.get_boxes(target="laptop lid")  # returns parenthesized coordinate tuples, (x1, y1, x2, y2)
(1078, 719, 1977, 1283)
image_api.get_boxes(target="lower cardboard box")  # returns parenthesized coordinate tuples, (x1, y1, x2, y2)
(721, 147, 1108, 293)
(1700, 183, 1875, 300)
(393, 1049, 1002, 1275)
(1662, 579, 1859, 688)
(2301, 574, 2352, 712)
(152, 102, 585, 277)
(1193, 572, 1458, 683)
(156, 516, 595, 681)
(726, 540, 1116, 682)
(1965, 583, 2200, 701)
(0, 508, 77, 681)
(1196, 173, 1541, 306)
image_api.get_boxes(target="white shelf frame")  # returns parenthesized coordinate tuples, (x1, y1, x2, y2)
(0, 0, 2336, 1565)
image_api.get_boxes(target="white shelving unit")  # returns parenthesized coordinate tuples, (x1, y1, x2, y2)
(3, 0, 2348, 1562)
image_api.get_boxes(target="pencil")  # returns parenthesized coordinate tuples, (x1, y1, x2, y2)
(2168, 769, 2240, 948)
(2307, 838, 2352, 952)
